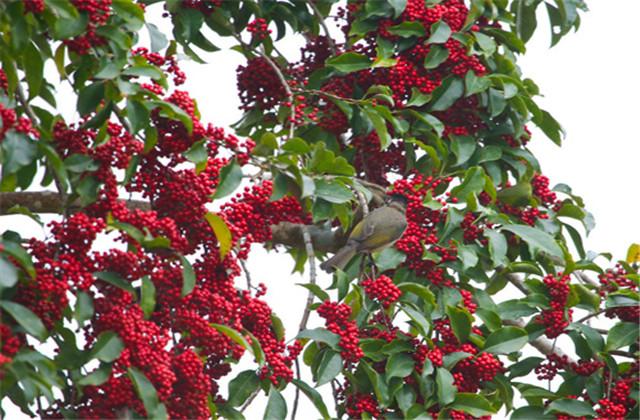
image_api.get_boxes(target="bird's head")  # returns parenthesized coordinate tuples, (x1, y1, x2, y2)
(385, 193, 408, 212)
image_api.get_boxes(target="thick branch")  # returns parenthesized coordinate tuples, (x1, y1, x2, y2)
(503, 319, 576, 364)
(0, 191, 150, 214)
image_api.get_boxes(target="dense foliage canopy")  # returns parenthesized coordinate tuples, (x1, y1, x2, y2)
(0, 0, 638, 419)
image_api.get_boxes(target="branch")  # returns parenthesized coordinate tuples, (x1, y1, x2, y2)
(292, 226, 317, 420)
(0, 191, 150, 214)
(503, 318, 577, 364)
(307, 1, 338, 55)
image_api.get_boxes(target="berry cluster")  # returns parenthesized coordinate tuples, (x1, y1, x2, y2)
(362, 275, 402, 308)
(538, 273, 572, 338)
(317, 301, 363, 363)
(247, 18, 271, 41)
(64, 0, 112, 55)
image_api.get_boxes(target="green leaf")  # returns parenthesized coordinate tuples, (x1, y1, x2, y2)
(545, 398, 597, 417)
(77, 82, 105, 116)
(296, 283, 330, 302)
(326, 52, 372, 73)
(424, 45, 450, 69)
(427, 20, 452, 44)
(315, 179, 353, 204)
(451, 136, 476, 166)
(204, 212, 233, 260)
(297, 328, 340, 349)
(397, 283, 436, 306)
(228, 370, 260, 407)
(2, 132, 37, 174)
(500, 224, 563, 259)
(264, 387, 287, 420)
(363, 106, 391, 149)
(387, 0, 408, 17)
(446, 305, 473, 343)
(180, 255, 196, 297)
(606, 322, 639, 350)
(146, 23, 169, 52)
(292, 379, 331, 420)
(388, 21, 426, 37)
(24, 42, 44, 99)
(54, 14, 88, 39)
(0, 301, 47, 341)
(374, 248, 406, 272)
(126, 99, 149, 133)
(436, 367, 456, 406)
(450, 393, 496, 417)
(316, 349, 342, 386)
(213, 160, 243, 199)
(475, 308, 502, 332)
(0, 256, 18, 288)
(483, 326, 528, 354)
(78, 364, 113, 387)
(497, 183, 532, 207)
(128, 367, 168, 420)
(64, 154, 99, 173)
(210, 324, 251, 353)
(75, 291, 94, 324)
(386, 353, 414, 379)
(430, 78, 464, 111)
(0, 239, 35, 278)
(511, 406, 554, 420)
(91, 331, 125, 362)
(140, 276, 156, 318)
(485, 230, 507, 266)
(94, 271, 136, 295)
(508, 356, 544, 379)
(465, 70, 491, 96)
(451, 166, 484, 199)
(536, 109, 564, 146)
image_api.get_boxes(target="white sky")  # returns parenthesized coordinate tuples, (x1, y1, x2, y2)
(3, 1, 639, 418)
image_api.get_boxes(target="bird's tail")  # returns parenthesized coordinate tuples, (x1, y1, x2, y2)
(320, 243, 358, 273)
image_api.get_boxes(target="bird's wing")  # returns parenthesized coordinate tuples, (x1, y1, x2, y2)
(348, 210, 378, 243)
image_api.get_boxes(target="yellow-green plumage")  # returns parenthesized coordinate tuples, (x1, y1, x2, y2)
(320, 198, 407, 273)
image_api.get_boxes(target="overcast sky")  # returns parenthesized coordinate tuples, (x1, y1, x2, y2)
(3, 1, 639, 418)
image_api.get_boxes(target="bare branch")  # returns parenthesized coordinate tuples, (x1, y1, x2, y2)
(0, 191, 150, 214)
(292, 226, 318, 420)
(307, 1, 338, 55)
(503, 318, 577, 364)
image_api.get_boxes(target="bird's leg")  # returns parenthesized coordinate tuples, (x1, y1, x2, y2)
(358, 255, 367, 282)
(367, 253, 377, 279)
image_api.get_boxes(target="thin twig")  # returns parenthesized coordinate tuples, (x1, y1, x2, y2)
(307, 1, 338, 55)
(292, 226, 317, 420)
(609, 350, 638, 359)
(13, 63, 39, 123)
(298, 226, 317, 331)
(239, 258, 253, 290)
(575, 308, 608, 324)
(240, 389, 259, 413)
(259, 46, 296, 139)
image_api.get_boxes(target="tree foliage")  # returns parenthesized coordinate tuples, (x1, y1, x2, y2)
(0, 0, 638, 419)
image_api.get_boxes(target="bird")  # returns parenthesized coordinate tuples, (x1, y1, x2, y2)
(319, 194, 408, 273)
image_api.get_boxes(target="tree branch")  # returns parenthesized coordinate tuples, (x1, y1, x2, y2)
(307, 1, 338, 55)
(503, 318, 576, 364)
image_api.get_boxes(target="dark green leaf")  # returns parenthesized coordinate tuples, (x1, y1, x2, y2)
(140, 276, 156, 319)
(126, 99, 149, 133)
(91, 331, 125, 362)
(78, 364, 112, 386)
(74, 291, 94, 324)
(430, 78, 464, 111)
(77, 82, 105, 116)
(427, 20, 452, 44)
(374, 248, 406, 272)
(0, 256, 18, 288)
(292, 379, 331, 420)
(2, 132, 37, 174)
(228, 370, 260, 407)
(450, 393, 496, 417)
(297, 328, 340, 349)
(446, 306, 472, 343)
(545, 398, 596, 417)
(94, 271, 136, 295)
(128, 367, 168, 420)
(315, 179, 353, 204)
(264, 386, 287, 420)
(0, 301, 47, 341)
(483, 326, 528, 354)
(316, 350, 342, 386)
(386, 353, 414, 379)
(606, 322, 639, 350)
(485, 230, 507, 266)
(501, 224, 563, 259)
(213, 160, 243, 199)
(424, 45, 450, 69)
(436, 368, 456, 406)
(388, 21, 426, 37)
(326, 52, 371, 73)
